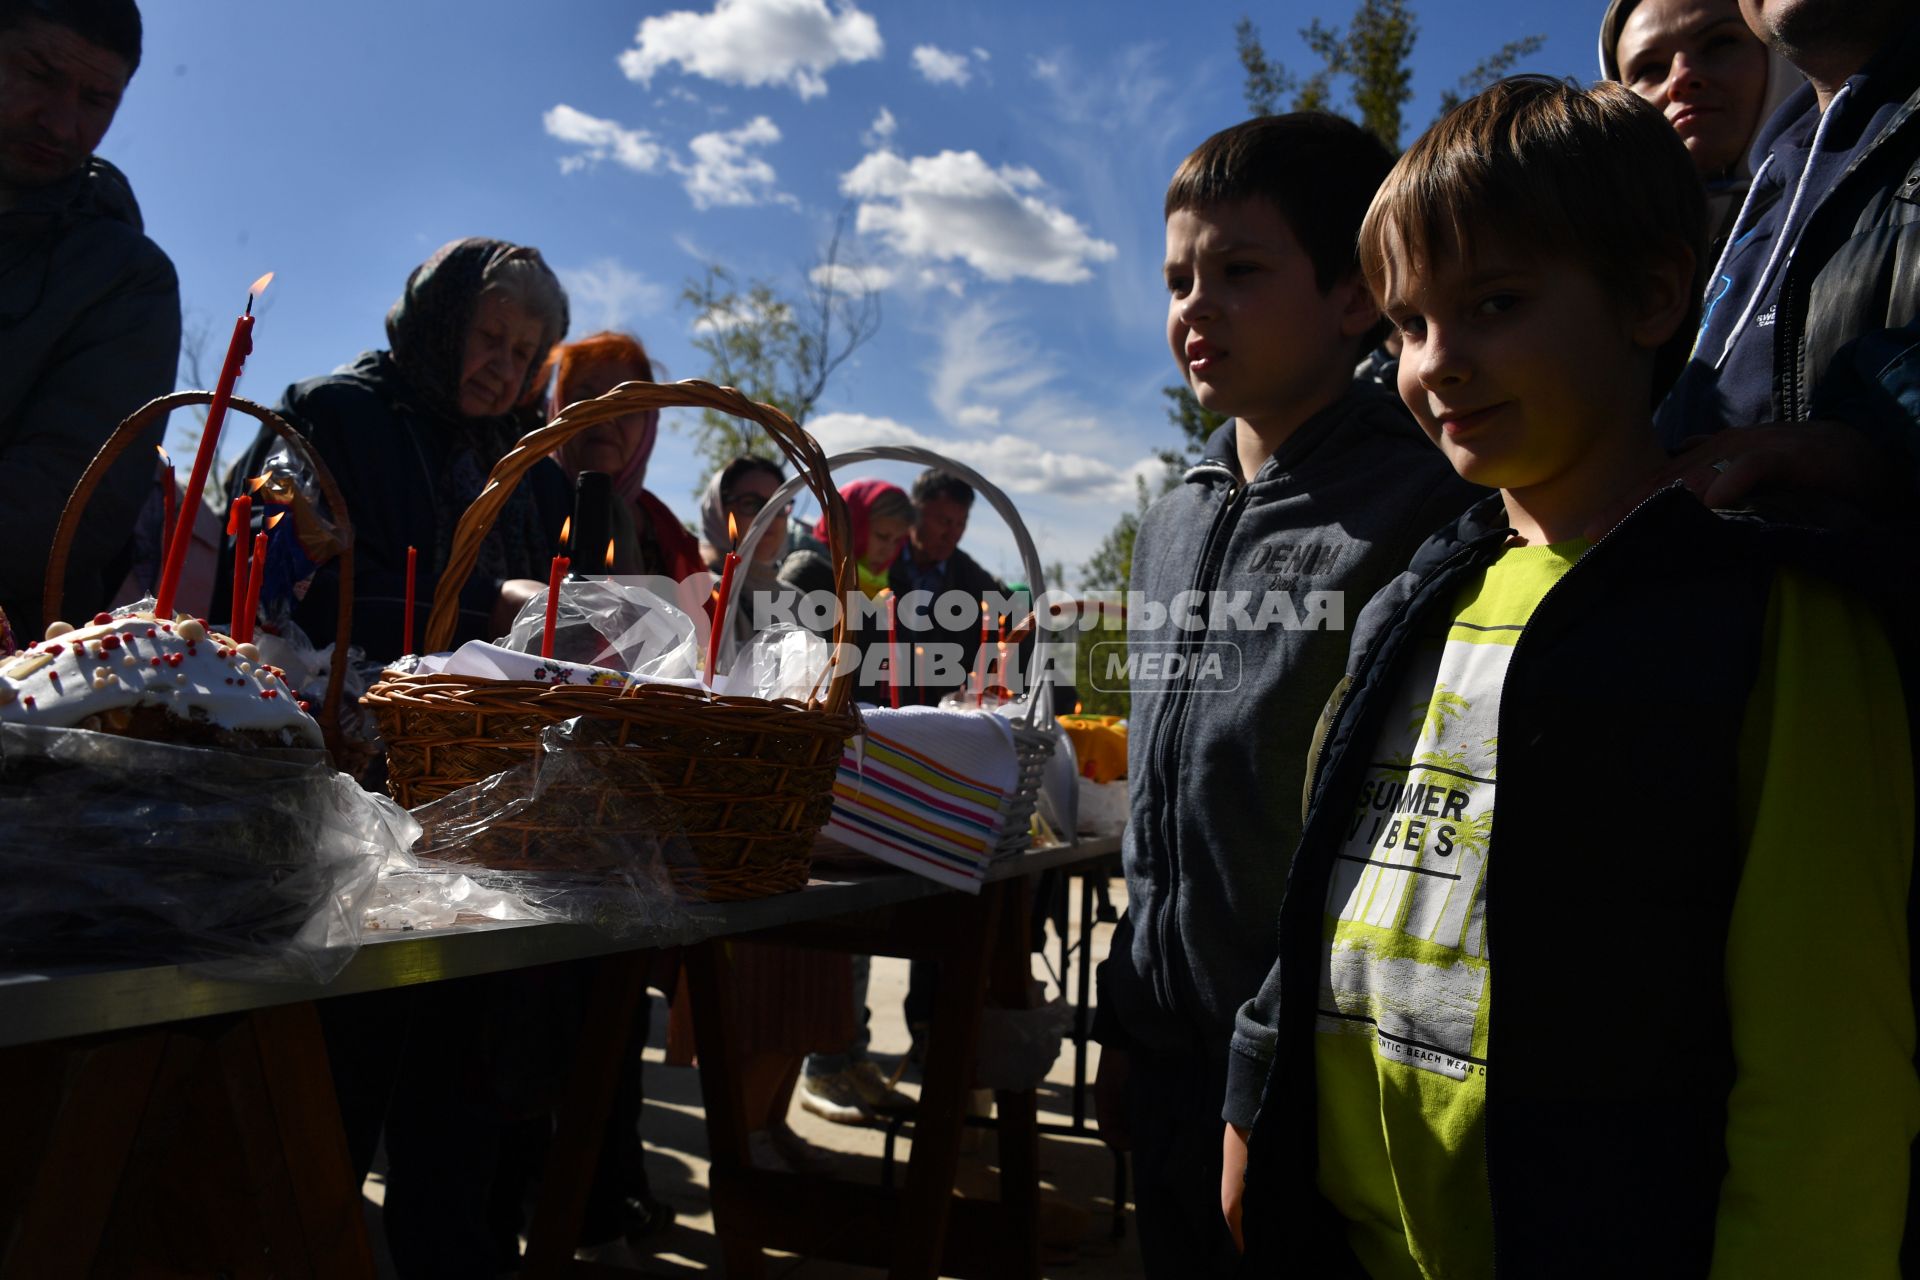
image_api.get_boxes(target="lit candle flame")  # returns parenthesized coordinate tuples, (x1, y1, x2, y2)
(246, 472, 269, 494)
(559, 516, 572, 550)
(249, 272, 274, 298)
(266, 512, 286, 529)
(604, 538, 615, 571)
(155, 444, 171, 466)
(1074, 701, 1083, 715)
(727, 512, 739, 546)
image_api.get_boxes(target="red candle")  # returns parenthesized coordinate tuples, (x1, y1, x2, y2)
(403, 545, 417, 655)
(974, 596, 990, 705)
(227, 494, 251, 634)
(240, 530, 269, 645)
(707, 551, 739, 688)
(156, 446, 175, 580)
(541, 554, 569, 659)
(155, 273, 271, 617)
(887, 589, 902, 709)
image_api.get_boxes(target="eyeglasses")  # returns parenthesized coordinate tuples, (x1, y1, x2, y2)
(725, 493, 792, 519)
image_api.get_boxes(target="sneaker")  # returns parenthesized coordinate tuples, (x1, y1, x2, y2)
(748, 1127, 795, 1170)
(847, 1059, 915, 1113)
(767, 1121, 839, 1176)
(797, 1068, 870, 1125)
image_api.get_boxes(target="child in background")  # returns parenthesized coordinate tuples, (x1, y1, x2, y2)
(1226, 76, 1916, 1276)
(1091, 112, 1477, 1277)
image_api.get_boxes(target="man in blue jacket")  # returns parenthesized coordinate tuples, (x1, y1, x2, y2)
(1654, 0, 1920, 513)
(0, 0, 179, 637)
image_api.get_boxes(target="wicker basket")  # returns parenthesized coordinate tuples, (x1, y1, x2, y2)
(43, 392, 360, 764)
(362, 381, 860, 902)
(728, 445, 1058, 864)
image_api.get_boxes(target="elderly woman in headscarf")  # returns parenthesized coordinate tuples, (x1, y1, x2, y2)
(537, 331, 705, 581)
(224, 237, 571, 660)
(1600, 0, 1802, 258)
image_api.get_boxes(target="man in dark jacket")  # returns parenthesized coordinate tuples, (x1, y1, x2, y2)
(0, 0, 178, 636)
(1654, 0, 1920, 514)
(888, 467, 1007, 708)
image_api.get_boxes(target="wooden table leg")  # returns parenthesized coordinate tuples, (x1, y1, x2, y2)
(989, 880, 1042, 1280)
(891, 884, 1002, 1280)
(521, 951, 652, 1278)
(221, 1003, 377, 1278)
(0, 1033, 165, 1277)
(684, 939, 767, 1280)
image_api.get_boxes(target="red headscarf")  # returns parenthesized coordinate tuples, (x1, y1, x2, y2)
(815, 477, 908, 565)
(539, 331, 660, 507)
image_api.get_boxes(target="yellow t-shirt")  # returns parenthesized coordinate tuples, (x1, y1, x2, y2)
(1313, 542, 1918, 1279)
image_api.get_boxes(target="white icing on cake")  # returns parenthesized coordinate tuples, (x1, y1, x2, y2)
(0, 612, 324, 747)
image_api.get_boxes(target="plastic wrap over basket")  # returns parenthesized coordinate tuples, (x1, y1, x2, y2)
(0, 723, 389, 981)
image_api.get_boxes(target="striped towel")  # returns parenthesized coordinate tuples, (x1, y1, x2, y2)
(826, 705, 1020, 892)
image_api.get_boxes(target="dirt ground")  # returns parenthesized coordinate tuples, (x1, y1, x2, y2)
(365, 875, 1146, 1278)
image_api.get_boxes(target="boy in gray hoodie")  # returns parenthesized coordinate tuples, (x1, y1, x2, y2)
(1091, 113, 1477, 1276)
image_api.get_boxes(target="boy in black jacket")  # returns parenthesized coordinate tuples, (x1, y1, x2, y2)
(1090, 114, 1477, 1277)
(1226, 77, 1916, 1275)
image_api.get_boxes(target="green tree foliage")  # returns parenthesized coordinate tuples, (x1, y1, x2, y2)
(1158, 384, 1229, 471)
(680, 213, 881, 483)
(1238, 1, 1544, 149)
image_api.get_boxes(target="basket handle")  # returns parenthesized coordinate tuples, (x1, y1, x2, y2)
(422, 379, 856, 714)
(729, 445, 1051, 726)
(43, 391, 358, 755)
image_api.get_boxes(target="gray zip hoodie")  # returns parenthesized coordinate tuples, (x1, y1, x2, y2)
(1093, 380, 1479, 1123)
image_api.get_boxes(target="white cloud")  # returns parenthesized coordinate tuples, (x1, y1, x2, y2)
(542, 104, 668, 174)
(559, 259, 669, 330)
(840, 149, 1117, 284)
(809, 261, 897, 293)
(862, 105, 897, 148)
(544, 107, 789, 210)
(805, 411, 1154, 503)
(912, 44, 971, 86)
(930, 302, 1053, 424)
(678, 116, 786, 208)
(618, 0, 882, 100)
(972, 46, 991, 62)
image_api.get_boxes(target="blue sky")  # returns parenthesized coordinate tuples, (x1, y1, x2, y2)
(114, 1, 1612, 584)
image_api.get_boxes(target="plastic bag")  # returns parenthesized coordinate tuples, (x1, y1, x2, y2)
(406, 718, 715, 944)
(0, 723, 389, 981)
(501, 577, 698, 680)
(975, 982, 1074, 1091)
(722, 623, 834, 701)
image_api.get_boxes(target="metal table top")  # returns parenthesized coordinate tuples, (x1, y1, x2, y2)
(0, 834, 1119, 1050)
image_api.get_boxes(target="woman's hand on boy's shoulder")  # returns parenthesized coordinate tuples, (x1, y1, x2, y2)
(1584, 420, 1898, 538)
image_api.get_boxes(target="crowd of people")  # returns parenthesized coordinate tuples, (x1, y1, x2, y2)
(6, 0, 1920, 1273)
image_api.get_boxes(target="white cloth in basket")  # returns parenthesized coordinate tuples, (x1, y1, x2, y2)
(827, 704, 1020, 893)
